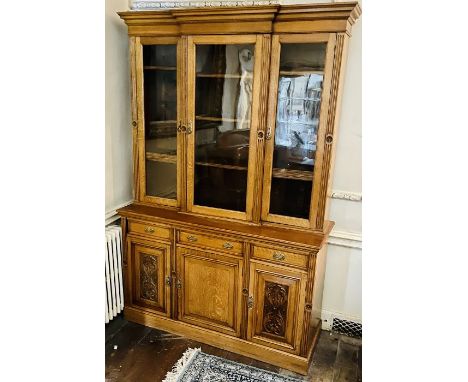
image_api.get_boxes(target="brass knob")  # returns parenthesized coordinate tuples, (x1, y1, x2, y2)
(325, 134, 333, 144)
(144, 226, 155, 233)
(272, 252, 285, 261)
(242, 288, 248, 296)
(132, 121, 137, 127)
(176, 279, 182, 289)
(257, 131, 264, 140)
(247, 296, 254, 309)
(165, 276, 172, 286)
(305, 303, 312, 312)
(223, 242, 233, 250)
(187, 235, 197, 242)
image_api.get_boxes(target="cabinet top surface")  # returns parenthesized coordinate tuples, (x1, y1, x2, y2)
(118, 203, 334, 249)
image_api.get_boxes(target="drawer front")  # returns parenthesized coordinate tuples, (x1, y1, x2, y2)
(252, 245, 308, 269)
(128, 221, 171, 241)
(178, 231, 243, 254)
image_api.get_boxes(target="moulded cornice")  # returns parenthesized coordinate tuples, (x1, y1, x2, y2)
(118, 2, 361, 35)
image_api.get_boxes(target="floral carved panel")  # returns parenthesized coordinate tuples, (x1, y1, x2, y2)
(140, 253, 158, 302)
(262, 281, 289, 337)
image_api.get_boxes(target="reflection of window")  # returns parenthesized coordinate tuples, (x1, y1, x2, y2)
(275, 74, 322, 150)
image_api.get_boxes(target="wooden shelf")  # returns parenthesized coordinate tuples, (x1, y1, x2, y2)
(196, 116, 250, 124)
(280, 70, 323, 76)
(197, 73, 252, 79)
(149, 120, 177, 125)
(144, 66, 176, 71)
(272, 168, 313, 181)
(146, 152, 177, 163)
(195, 161, 247, 171)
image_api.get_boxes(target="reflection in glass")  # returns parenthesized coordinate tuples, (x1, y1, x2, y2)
(143, 45, 177, 199)
(193, 44, 255, 212)
(269, 43, 326, 219)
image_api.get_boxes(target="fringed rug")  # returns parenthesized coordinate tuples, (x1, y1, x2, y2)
(163, 348, 303, 382)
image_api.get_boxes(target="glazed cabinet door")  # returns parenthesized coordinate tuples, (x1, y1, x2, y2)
(261, 34, 337, 229)
(135, 37, 185, 207)
(176, 246, 243, 337)
(247, 262, 307, 354)
(186, 35, 266, 221)
(127, 237, 171, 317)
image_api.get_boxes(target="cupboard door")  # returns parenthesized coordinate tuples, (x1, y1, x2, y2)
(136, 37, 184, 208)
(186, 35, 266, 221)
(128, 237, 171, 317)
(176, 247, 243, 337)
(261, 34, 336, 228)
(247, 262, 307, 354)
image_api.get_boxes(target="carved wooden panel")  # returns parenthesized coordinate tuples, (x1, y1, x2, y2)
(176, 247, 243, 337)
(140, 254, 158, 302)
(128, 238, 171, 317)
(248, 261, 307, 354)
(262, 281, 289, 337)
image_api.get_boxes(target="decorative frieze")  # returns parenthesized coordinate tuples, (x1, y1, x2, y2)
(132, 1, 279, 9)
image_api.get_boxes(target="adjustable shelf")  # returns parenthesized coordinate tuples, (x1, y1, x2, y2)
(146, 152, 177, 164)
(272, 168, 313, 181)
(280, 70, 323, 76)
(144, 66, 176, 71)
(195, 161, 247, 171)
(195, 115, 250, 124)
(196, 73, 252, 79)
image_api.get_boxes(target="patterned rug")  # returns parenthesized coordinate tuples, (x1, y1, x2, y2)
(162, 348, 303, 382)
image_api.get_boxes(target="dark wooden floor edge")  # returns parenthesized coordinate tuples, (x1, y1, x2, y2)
(124, 306, 311, 375)
(307, 321, 322, 361)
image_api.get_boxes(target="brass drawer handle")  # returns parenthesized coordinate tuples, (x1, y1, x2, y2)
(187, 235, 198, 242)
(223, 242, 233, 250)
(144, 226, 155, 234)
(272, 252, 285, 261)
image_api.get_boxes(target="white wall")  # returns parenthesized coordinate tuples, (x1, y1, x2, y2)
(105, 0, 133, 223)
(323, 0, 362, 326)
(107, 0, 362, 324)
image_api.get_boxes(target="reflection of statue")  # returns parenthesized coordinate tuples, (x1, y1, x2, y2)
(236, 48, 254, 130)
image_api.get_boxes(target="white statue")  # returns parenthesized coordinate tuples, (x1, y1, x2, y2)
(236, 48, 254, 130)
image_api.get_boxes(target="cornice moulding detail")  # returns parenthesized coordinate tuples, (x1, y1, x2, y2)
(328, 229, 362, 249)
(132, 1, 279, 9)
(106, 200, 133, 226)
(330, 190, 362, 202)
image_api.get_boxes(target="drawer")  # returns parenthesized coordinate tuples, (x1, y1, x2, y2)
(178, 230, 243, 255)
(128, 220, 171, 241)
(252, 245, 309, 269)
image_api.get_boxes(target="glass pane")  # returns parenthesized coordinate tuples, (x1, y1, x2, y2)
(269, 43, 326, 219)
(143, 44, 177, 199)
(193, 44, 255, 212)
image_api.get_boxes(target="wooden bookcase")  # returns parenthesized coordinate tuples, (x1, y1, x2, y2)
(117, 2, 361, 374)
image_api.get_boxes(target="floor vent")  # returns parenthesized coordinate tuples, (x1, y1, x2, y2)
(332, 317, 362, 339)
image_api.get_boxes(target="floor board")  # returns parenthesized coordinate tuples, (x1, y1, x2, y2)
(105, 315, 361, 382)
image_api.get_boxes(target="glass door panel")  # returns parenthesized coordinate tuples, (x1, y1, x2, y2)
(141, 43, 178, 202)
(265, 41, 328, 222)
(192, 42, 256, 213)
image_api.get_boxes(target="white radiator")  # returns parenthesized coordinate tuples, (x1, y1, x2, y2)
(105, 225, 124, 323)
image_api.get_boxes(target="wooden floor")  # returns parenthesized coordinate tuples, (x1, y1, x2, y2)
(105, 315, 361, 382)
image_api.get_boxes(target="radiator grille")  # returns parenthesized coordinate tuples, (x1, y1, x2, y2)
(332, 317, 362, 338)
(105, 225, 124, 323)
